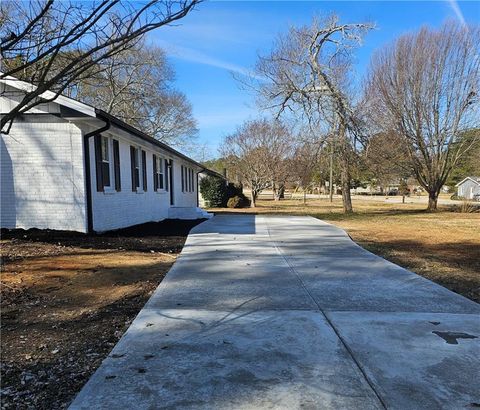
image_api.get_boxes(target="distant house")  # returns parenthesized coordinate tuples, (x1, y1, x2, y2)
(1, 76, 219, 233)
(455, 177, 480, 200)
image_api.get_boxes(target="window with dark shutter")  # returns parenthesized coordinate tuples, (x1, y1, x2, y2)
(94, 135, 104, 192)
(153, 154, 158, 191)
(100, 136, 111, 188)
(130, 146, 139, 191)
(181, 165, 185, 192)
(158, 158, 164, 190)
(142, 150, 147, 191)
(113, 139, 121, 191)
(164, 159, 169, 191)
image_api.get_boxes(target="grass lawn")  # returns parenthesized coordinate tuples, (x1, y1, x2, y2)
(211, 197, 480, 303)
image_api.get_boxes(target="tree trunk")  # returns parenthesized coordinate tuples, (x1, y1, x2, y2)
(250, 189, 257, 208)
(341, 164, 353, 213)
(329, 145, 334, 203)
(427, 190, 438, 211)
(303, 190, 306, 205)
(339, 129, 353, 214)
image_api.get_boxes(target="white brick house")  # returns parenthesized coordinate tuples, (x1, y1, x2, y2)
(1, 76, 216, 233)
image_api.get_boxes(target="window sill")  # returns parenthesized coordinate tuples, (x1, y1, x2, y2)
(103, 188, 116, 195)
(135, 190, 146, 194)
(155, 190, 167, 194)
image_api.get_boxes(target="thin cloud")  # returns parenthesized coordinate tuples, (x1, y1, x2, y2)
(447, 0, 467, 26)
(158, 42, 265, 81)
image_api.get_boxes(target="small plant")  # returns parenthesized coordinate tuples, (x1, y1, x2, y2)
(227, 194, 251, 208)
(458, 200, 478, 213)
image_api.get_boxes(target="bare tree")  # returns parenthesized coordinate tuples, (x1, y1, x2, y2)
(221, 119, 293, 207)
(365, 21, 480, 210)
(252, 14, 373, 213)
(0, 0, 201, 133)
(363, 131, 413, 193)
(74, 42, 198, 149)
(291, 136, 323, 204)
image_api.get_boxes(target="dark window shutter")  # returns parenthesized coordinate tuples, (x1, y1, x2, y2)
(153, 154, 158, 191)
(113, 139, 121, 191)
(130, 146, 136, 191)
(181, 165, 184, 192)
(164, 159, 169, 191)
(94, 135, 104, 192)
(142, 150, 147, 191)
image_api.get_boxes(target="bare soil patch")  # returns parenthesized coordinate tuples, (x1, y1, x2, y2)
(212, 198, 480, 303)
(0, 219, 204, 409)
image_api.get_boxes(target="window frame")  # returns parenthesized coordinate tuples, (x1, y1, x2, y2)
(154, 155, 165, 192)
(131, 146, 141, 192)
(100, 135, 111, 189)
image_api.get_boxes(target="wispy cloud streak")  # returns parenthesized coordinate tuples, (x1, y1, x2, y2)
(447, 0, 467, 26)
(158, 42, 265, 81)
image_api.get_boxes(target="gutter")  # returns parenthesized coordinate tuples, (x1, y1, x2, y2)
(94, 109, 225, 180)
(82, 118, 111, 234)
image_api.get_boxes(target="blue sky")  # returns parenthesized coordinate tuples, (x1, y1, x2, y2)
(149, 1, 480, 159)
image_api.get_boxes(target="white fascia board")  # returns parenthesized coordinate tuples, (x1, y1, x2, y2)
(1, 75, 95, 117)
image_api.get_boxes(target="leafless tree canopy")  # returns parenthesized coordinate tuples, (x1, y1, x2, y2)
(0, 0, 200, 132)
(73, 42, 198, 150)
(220, 118, 294, 207)
(365, 21, 480, 210)
(251, 14, 373, 213)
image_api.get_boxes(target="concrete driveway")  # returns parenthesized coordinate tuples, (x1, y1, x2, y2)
(70, 215, 480, 409)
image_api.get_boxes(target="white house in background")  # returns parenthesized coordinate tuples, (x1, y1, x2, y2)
(0, 76, 219, 233)
(455, 177, 480, 201)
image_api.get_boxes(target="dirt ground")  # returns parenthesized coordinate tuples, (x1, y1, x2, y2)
(0, 219, 204, 409)
(212, 198, 480, 303)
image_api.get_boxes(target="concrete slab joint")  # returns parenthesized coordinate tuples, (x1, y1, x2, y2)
(69, 214, 480, 410)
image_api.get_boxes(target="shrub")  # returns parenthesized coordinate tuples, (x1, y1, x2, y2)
(226, 183, 243, 199)
(227, 194, 251, 208)
(199, 176, 227, 207)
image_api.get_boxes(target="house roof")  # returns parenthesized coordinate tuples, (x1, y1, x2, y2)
(1, 75, 224, 179)
(455, 176, 480, 187)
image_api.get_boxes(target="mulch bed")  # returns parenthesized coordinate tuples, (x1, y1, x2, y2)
(0, 219, 205, 409)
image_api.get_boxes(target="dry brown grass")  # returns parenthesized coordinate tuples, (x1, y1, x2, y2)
(211, 198, 480, 303)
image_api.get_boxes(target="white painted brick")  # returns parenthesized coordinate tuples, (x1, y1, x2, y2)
(1, 115, 87, 232)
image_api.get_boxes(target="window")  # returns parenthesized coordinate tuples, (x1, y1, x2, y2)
(181, 165, 185, 192)
(100, 136, 111, 188)
(130, 146, 140, 191)
(113, 139, 121, 191)
(95, 135, 120, 192)
(164, 159, 169, 192)
(181, 166, 195, 193)
(153, 155, 165, 191)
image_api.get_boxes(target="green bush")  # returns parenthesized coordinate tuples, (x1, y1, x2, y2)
(199, 177, 249, 208)
(199, 176, 227, 207)
(227, 194, 251, 208)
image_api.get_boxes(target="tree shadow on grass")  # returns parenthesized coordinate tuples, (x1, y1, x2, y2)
(355, 238, 480, 303)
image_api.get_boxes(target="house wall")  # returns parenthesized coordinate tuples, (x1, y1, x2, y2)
(88, 126, 199, 232)
(457, 179, 480, 199)
(0, 115, 87, 232)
